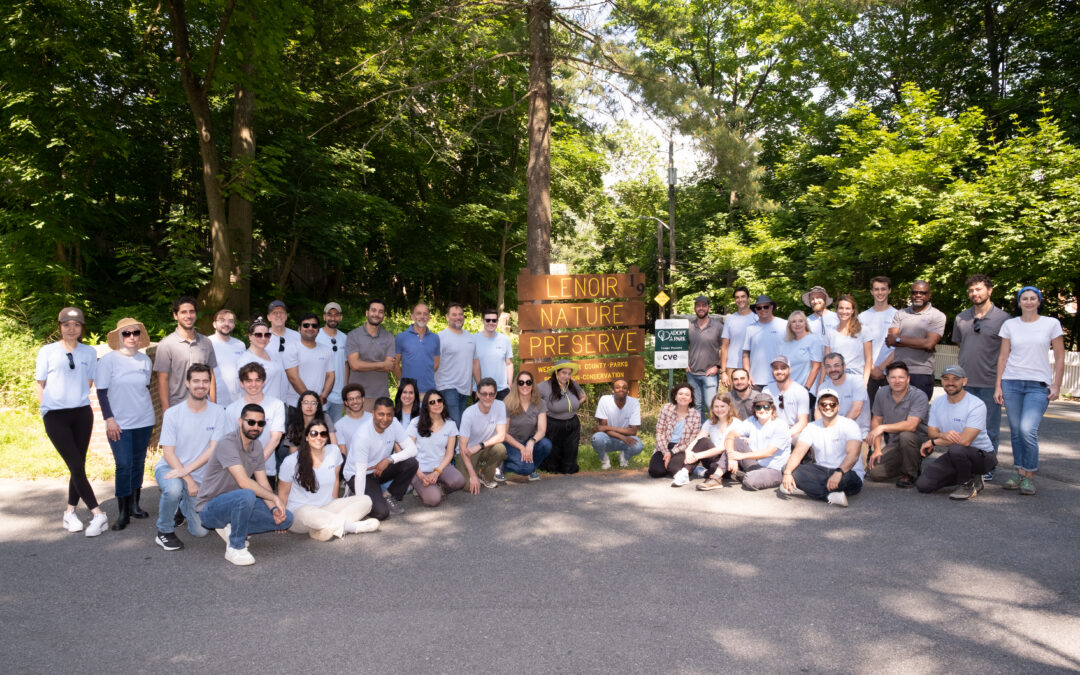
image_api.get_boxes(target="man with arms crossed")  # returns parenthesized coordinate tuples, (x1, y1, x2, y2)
(458, 378, 509, 493)
(915, 365, 997, 500)
(591, 378, 644, 469)
(884, 280, 945, 401)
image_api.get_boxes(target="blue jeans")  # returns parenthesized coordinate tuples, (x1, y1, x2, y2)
(964, 385, 1002, 452)
(325, 402, 344, 423)
(1001, 379, 1050, 472)
(154, 464, 209, 537)
(503, 437, 553, 475)
(198, 489, 294, 549)
(591, 432, 645, 460)
(686, 372, 718, 417)
(108, 425, 153, 497)
(438, 388, 472, 427)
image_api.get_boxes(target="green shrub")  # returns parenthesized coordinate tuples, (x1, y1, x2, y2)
(0, 316, 40, 410)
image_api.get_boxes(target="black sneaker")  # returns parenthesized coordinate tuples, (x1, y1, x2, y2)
(383, 492, 405, 516)
(155, 530, 184, 551)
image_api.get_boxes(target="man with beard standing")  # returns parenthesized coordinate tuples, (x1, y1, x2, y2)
(395, 302, 440, 396)
(316, 302, 348, 420)
(686, 295, 724, 417)
(209, 309, 246, 409)
(885, 281, 945, 401)
(346, 300, 396, 412)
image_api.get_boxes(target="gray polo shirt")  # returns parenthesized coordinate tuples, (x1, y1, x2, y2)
(730, 390, 755, 421)
(871, 385, 929, 439)
(344, 324, 396, 400)
(152, 329, 219, 406)
(688, 316, 724, 375)
(889, 304, 946, 375)
(951, 305, 1010, 388)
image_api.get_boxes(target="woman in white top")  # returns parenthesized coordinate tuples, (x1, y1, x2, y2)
(823, 295, 874, 388)
(781, 311, 823, 393)
(408, 390, 466, 506)
(278, 420, 379, 540)
(237, 317, 287, 406)
(394, 378, 419, 428)
(97, 318, 156, 530)
(692, 394, 742, 491)
(35, 307, 109, 536)
(994, 286, 1066, 495)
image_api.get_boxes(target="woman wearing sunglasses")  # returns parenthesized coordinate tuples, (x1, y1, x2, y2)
(278, 420, 379, 540)
(501, 370, 552, 482)
(408, 390, 465, 505)
(96, 317, 155, 530)
(36, 307, 109, 536)
(538, 360, 588, 474)
(725, 391, 792, 490)
(237, 317, 289, 405)
(282, 391, 338, 472)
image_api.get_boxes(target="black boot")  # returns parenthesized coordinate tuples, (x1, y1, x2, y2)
(111, 496, 131, 531)
(130, 488, 149, 519)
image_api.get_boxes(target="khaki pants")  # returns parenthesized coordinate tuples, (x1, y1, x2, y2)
(867, 431, 926, 481)
(458, 443, 507, 484)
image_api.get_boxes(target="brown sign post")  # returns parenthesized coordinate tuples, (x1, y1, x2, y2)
(517, 267, 646, 394)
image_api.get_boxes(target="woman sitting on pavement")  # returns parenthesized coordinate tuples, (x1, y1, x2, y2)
(499, 369, 553, 482)
(725, 391, 792, 490)
(650, 381, 702, 486)
(408, 390, 465, 506)
(693, 393, 742, 491)
(278, 420, 379, 540)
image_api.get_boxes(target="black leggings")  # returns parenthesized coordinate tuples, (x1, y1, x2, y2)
(542, 416, 581, 474)
(43, 406, 97, 509)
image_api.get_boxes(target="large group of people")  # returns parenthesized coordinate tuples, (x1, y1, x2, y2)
(34, 275, 1067, 564)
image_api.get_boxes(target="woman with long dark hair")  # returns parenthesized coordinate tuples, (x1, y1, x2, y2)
(278, 420, 378, 540)
(538, 360, 587, 474)
(408, 390, 465, 506)
(36, 307, 109, 536)
(282, 391, 338, 473)
(650, 381, 702, 486)
(394, 378, 420, 427)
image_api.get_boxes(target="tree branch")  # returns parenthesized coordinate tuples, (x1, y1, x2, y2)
(202, 0, 238, 96)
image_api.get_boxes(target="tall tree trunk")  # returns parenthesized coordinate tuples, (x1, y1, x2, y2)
(525, 0, 552, 275)
(227, 65, 255, 319)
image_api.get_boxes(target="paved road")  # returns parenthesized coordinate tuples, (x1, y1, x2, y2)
(2, 457, 1079, 673)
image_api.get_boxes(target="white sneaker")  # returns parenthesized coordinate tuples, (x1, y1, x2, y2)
(225, 545, 255, 566)
(62, 511, 83, 533)
(827, 491, 849, 507)
(215, 524, 231, 544)
(84, 512, 109, 537)
(346, 518, 380, 534)
(779, 484, 806, 497)
(671, 468, 690, 487)
(600, 454, 611, 470)
(618, 451, 629, 468)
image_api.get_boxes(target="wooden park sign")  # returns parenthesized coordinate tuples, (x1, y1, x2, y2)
(517, 267, 646, 386)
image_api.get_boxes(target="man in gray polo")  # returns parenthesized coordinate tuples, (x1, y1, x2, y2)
(345, 300, 396, 411)
(436, 302, 477, 425)
(728, 368, 756, 420)
(867, 361, 930, 487)
(950, 274, 1009, 481)
(154, 295, 218, 410)
(686, 295, 723, 416)
(885, 280, 946, 401)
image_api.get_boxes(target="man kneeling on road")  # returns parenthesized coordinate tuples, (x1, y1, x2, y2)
(915, 365, 998, 500)
(591, 378, 644, 469)
(866, 361, 929, 488)
(779, 388, 864, 507)
(458, 378, 508, 493)
(193, 404, 293, 566)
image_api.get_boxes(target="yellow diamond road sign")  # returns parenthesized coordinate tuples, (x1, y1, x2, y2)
(654, 291, 670, 307)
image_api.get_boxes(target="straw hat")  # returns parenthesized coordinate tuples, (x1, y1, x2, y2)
(107, 317, 150, 350)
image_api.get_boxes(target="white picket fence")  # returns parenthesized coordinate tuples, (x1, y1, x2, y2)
(933, 345, 1080, 396)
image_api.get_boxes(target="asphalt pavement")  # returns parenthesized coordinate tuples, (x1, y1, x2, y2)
(2, 398, 1079, 673)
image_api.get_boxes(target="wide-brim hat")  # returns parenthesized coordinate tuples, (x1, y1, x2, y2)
(551, 359, 580, 376)
(801, 286, 833, 307)
(107, 317, 150, 350)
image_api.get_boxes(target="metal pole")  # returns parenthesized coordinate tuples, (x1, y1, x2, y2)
(667, 139, 677, 308)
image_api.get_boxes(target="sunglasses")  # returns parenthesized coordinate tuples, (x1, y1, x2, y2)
(753, 404, 772, 411)
(819, 400, 838, 410)
(330, 337, 337, 352)
(121, 329, 141, 338)
(251, 332, 270, 339)
(752, 305, 771, 311)
(428, 397, 444, 405)
(278, 336, 286, 352)
(66, 352, 75, 370)
(973, 317, 982, 334)
(478, 391, 496, 398)
(911, 290, 929, 296)
(301, 322, 319, 329)
(483, 318, 498, 323)
(777, 394, 785, 410)
(243, 419, 267, 428)
(307, 429, 329, 438)
(517, 379, 533, 386)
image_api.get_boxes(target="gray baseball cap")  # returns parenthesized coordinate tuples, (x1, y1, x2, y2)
(942, 365, 967, 378)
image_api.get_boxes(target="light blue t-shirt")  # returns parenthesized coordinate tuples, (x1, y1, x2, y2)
(408, 418, 459, 473)
(210, 335, 247, 409)
(721, 312, 758, 368)
(735, 416, 791, 471)
(35, 342, 97, 415)
(155, 402, 230, 483)
(474, 332, 514, 391)
(435, 329, 476, 395)
(742, 318, 787, 385)
(781, 333, 824, 390)
(929, 393, 994, 453)
(96, 350, 155, 429)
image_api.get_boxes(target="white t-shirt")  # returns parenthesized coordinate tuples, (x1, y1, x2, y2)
(458, 400, 508, 446)
(408, 418, 459, 472)
(435, 329, 476, 394)
(801, 417, 865, 478)
(826, 375, 871, 435)
(807, 309, 839, 335)
(268, 341, 300, 402)
(700, 418, 736, 446)
(721, 312, 758, 368)
(315, 328, 347, 405)
(474, 333, 513, 390)
(95, 351, 155, 429)
(823, 328, 872, 376)
(1000, 316, 1063, 383)
(763, 382, 810, 432)
(742, 318, 787, 385)
(279, 444, 343, 510)
(858, 306, 898, 367)
(594, 395, 641, 428)
(226, 395, 286, 476)
(35, 342, 97, 415)
(236, 350, 288, 407)
(155, 401, 230, 483)
(734, 417, 791, 471)
(290, 342, 334, 407)
(335, 413, 369, 453)
(210, 335, 247, 409)
(780, 334, 824, 392)
(342, 418, 417, 481)
(929, 393, 994, 453)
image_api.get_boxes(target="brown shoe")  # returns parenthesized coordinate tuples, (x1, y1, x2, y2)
(696, 478, 724, 491)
